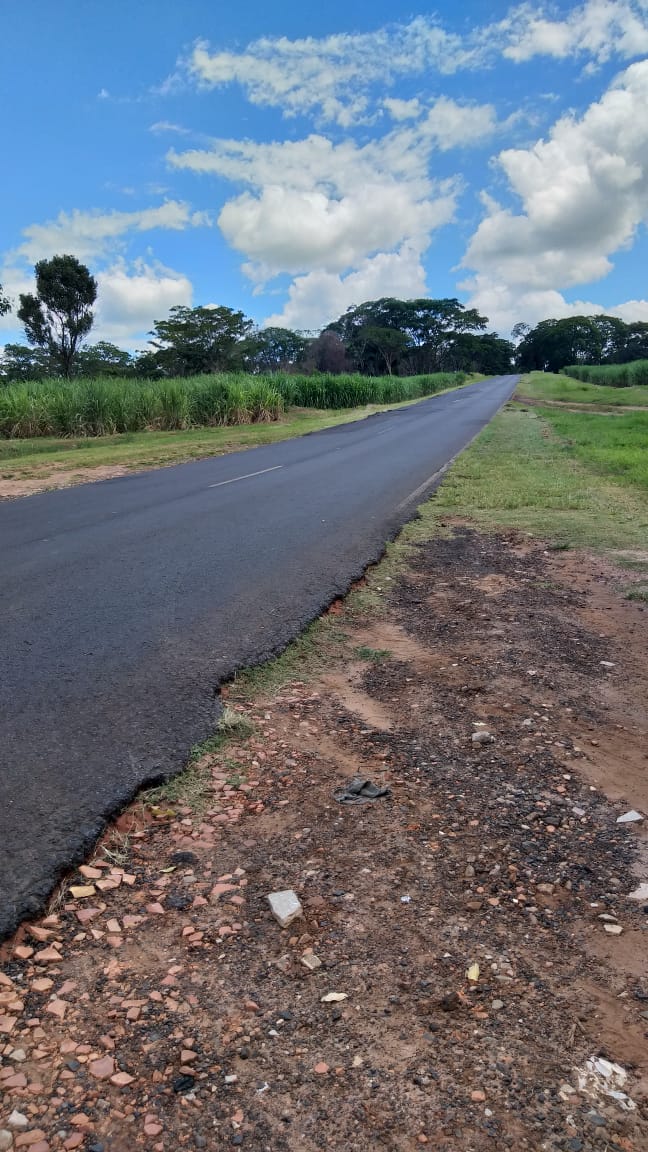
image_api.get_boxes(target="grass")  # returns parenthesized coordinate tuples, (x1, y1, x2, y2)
(431, 406, 648, 552)
(563, 360, 648, 388)
(0, 370, 467, 440)
(518, 371, 648, 407)
(541, 409, 648, 492)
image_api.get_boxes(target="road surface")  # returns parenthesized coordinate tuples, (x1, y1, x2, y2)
(0, 374, 517, 937)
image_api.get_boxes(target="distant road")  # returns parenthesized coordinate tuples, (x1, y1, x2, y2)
(0, 374, 517, 937)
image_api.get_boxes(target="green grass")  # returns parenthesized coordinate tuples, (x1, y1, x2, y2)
(541, 409, 648, 492)
(431, 406, 648, 552)
(354, 645, 392, 661)
(518, 371, 648, 407)
(563, 360, 648, 388)
(0, 370, 467, 440)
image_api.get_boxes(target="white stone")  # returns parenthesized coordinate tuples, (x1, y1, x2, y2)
(7, 1114, 27, 1131)
(617, 810, 643, 824)
(267, 889, 303, 928)
(604, 923, 623, 935)
(0, 1131, 14, 1152)
(301, 952, 322, 971)
(471, 730, 493, 745)
(628, 883, 648, 901)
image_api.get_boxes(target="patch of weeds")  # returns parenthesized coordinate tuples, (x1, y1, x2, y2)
(355, 645, 392, 661)
(102, 830, 131, 867)
(624, 586, 648, 602)
(216, 706, 255, 738)
(142, 759, 213, 815)
(231, 615, 347, 698)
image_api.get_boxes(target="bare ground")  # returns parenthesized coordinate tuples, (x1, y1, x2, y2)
(1, 525, 648, 1152)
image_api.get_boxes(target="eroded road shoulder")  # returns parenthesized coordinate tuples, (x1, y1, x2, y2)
(1, 525, 647, 1151)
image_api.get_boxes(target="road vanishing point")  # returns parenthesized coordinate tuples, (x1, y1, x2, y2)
(0, 374, 518, 938)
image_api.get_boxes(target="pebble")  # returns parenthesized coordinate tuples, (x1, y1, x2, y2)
(0, 1133, 13, 1151)
(604, 924, 623, 935)
(628, 883, 648, 901)
(7, 1118, 27, 1133)
(301, 952, 322, 971)
(471, 731, 492, 745)
(616, 810, 643, 823)
(314, 1062, 329, 1075)
(492, 1000, 504, 1011)
(267, 890, 303, 928)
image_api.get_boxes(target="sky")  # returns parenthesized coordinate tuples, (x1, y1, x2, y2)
(1, 0, 648, 351)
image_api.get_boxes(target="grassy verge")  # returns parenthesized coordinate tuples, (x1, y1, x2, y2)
(0, 377, 482, 488)
(432, 406, 648, 551)
(517, 371, 648, 407)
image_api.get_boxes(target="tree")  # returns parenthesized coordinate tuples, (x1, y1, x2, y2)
(18, 255, 97, 378)
(0, 343, 55, 383)
(242, 326, 309, 373)
(77, 341, 134, 377)
(0, 284, 10, 318)
(327, 297, 489, 374)
(147, 305, 253, 376)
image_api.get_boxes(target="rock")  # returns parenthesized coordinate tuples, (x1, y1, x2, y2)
(301, 952, 322, 971)
(267, 890, 303, 928)
(616, 810, 643, 823)
(628, 883, 648, 901)
(604, 923, 623, 935)
(10, 1050, 26, 1063)
(599, 661, 615, 668)
(0, 1132, 13, 1151)
(224, 1074, 238, 1085)
(492, 1000, 504, 1011)
(321, 992, 347, 1003)
(464, 865, 475, 879)
(313, 1062, 329, 1075)
(7, 1118, 28, 1133)
(89, 1056, 115, 1080)
(471, 731, 493, 745)
(471, 1090, 486, 1102)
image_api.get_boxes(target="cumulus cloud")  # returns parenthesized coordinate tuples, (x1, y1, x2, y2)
(167, 98, 493, 313)
(462, 59, 648, 330)
(264, 244, 428, 331)
(14, 201, 211, 265)
(500, 0, 648, 66)
(93, 260, 193, 348)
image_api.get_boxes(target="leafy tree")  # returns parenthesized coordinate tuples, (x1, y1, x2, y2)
(356, 325, 411, 375)
(242, 326, 309, 373)
(18, 254, 97, 378)
(77, 341, 134, 377)
(0, 284, 10, 317)
(147, 305, 253, 376)
(306, 330, 350, 374)
(0, 343, 55, 382)
(328, 297, 488, 374)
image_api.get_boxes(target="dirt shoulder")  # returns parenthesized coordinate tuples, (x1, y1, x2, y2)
(2, 524, 647, 1152)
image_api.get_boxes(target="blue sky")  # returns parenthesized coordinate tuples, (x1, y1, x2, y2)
(2, 0, 648, 351)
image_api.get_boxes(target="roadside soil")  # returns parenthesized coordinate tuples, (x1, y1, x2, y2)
(0, 464, 131, 499)
(2, 525, 648, 1152)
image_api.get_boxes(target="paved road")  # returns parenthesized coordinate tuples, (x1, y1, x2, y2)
(0, 374, 517, 937)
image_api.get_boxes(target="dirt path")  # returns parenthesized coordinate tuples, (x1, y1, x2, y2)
(1, 526, 648, 1151)
(516, 394, 648, 414)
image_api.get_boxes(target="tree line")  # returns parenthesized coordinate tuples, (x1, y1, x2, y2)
(2, 254, 646, 384)
(0, 254, 514, 383)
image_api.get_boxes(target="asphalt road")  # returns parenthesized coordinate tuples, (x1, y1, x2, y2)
(0, 374, 517, 937)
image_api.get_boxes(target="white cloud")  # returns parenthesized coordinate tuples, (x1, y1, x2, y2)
(182, 6, 648, 127)
(186, 20, 482, 126)
(14, 201, 211, 265)
(462, 59, 648, 330)
(264, 244, 428, 331)
(383, 97, 422, 121)
(168, 98, 493, 303)
(93, 260, 193, 348)
(500, 0, 648, 66)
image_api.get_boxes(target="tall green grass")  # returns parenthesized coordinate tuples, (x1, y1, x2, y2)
(563, 360, 648, 388)
(519, 371, 648, 407)
(0, 371, 466, 439)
